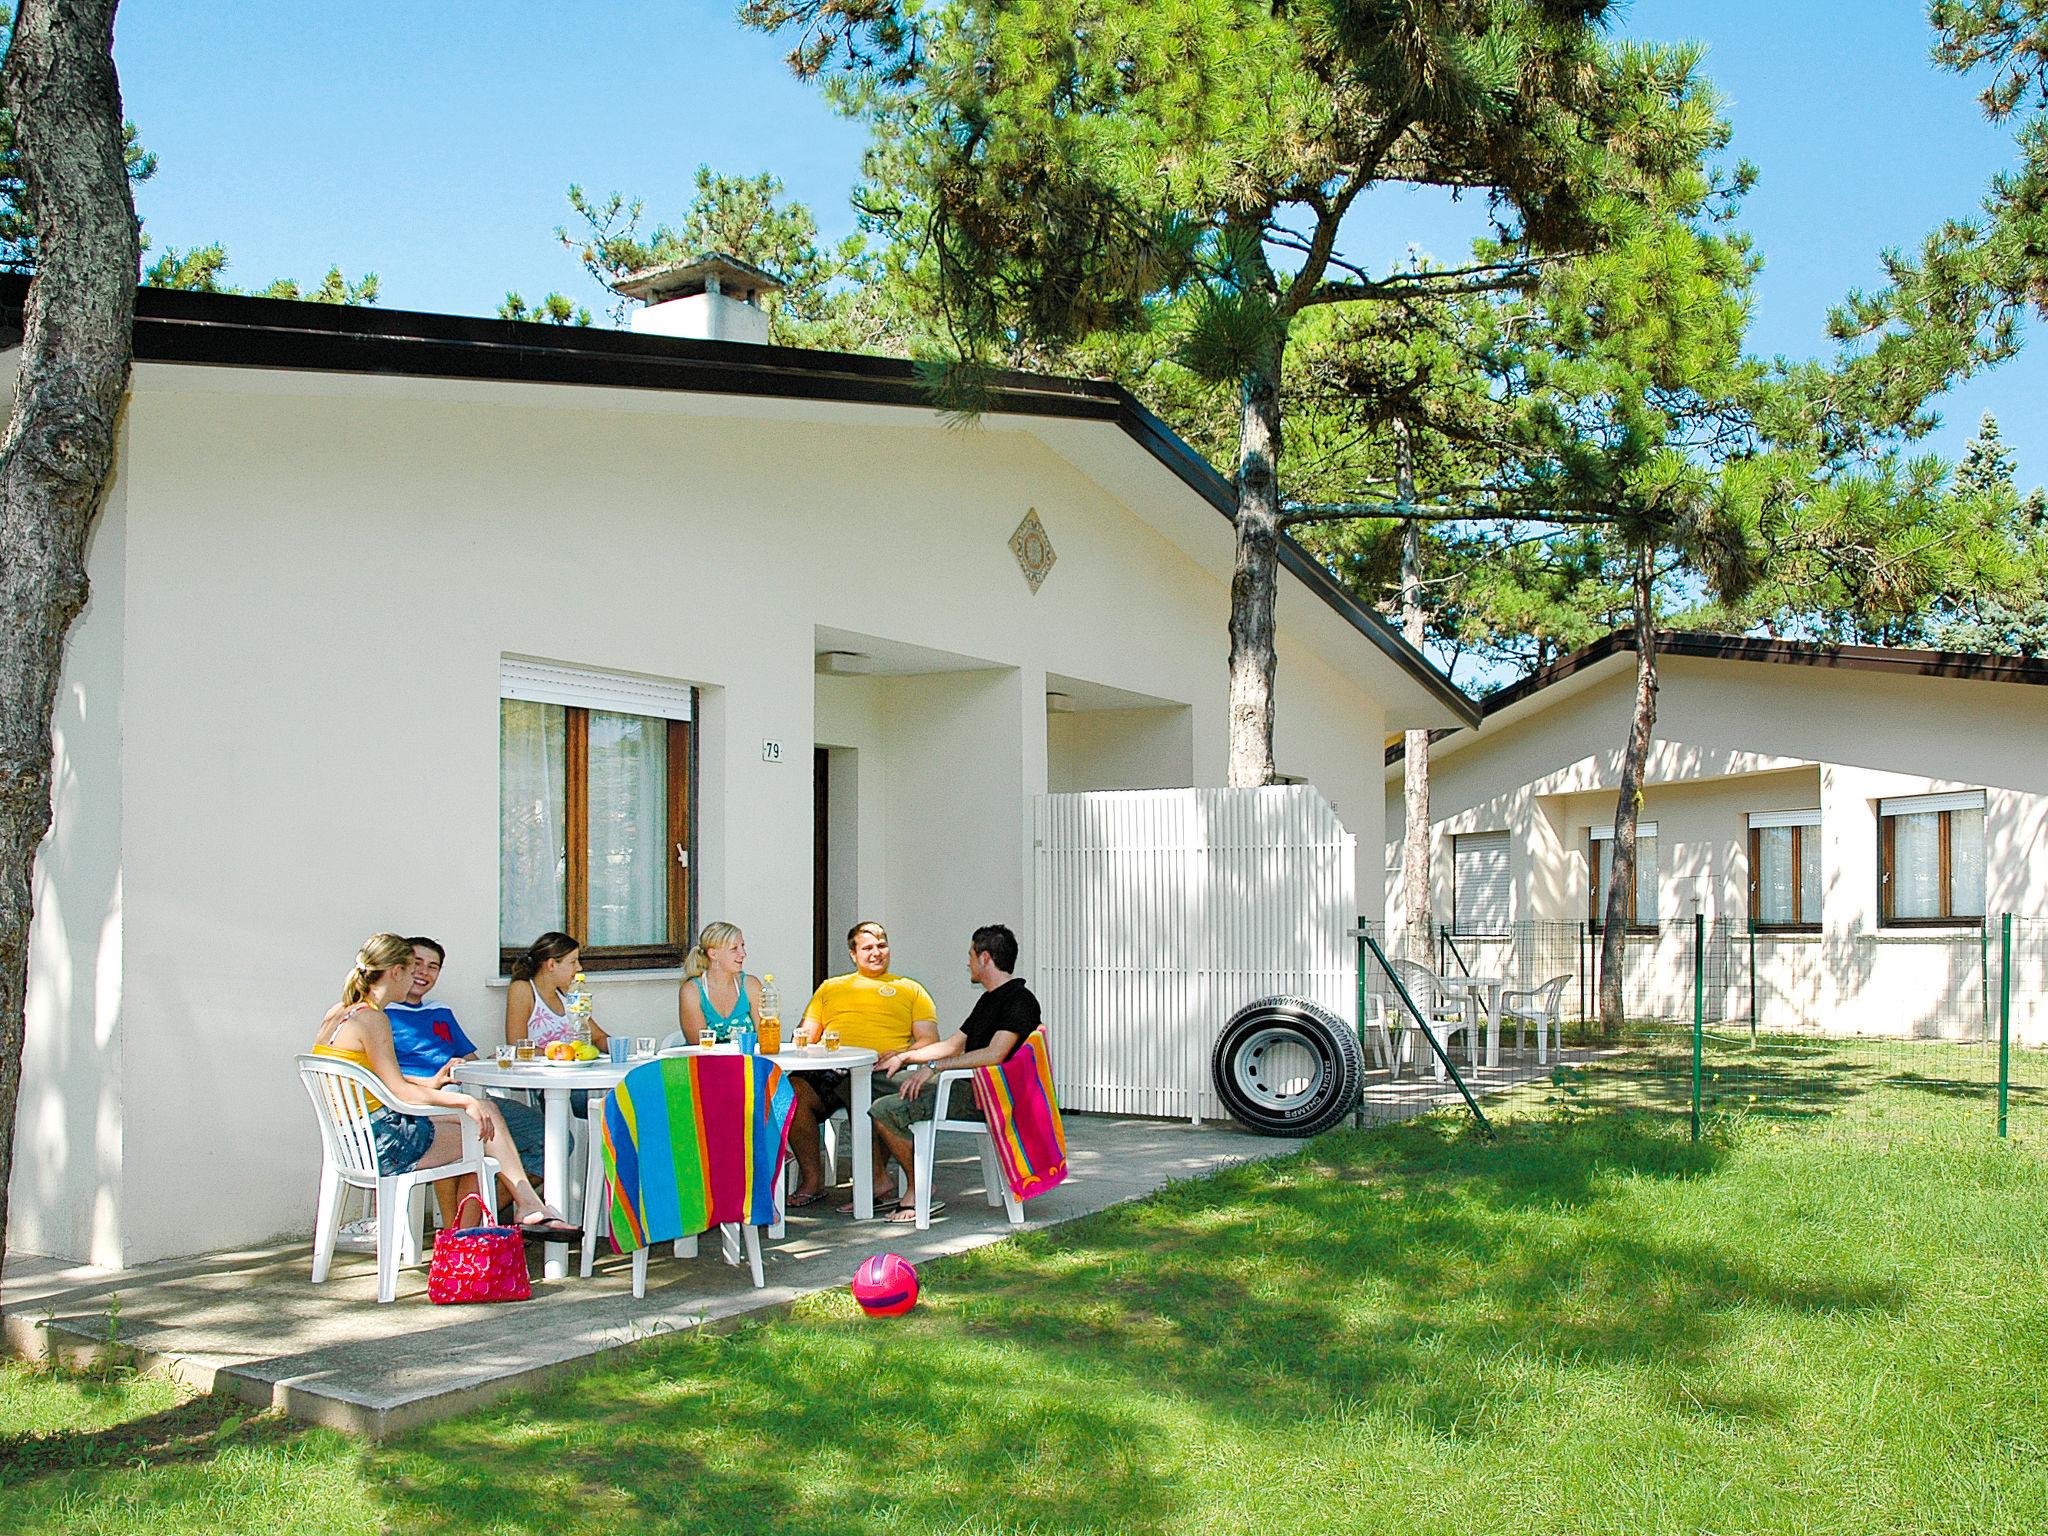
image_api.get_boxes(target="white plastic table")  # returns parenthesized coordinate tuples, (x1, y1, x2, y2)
(454, 1045, 883, 1281)
(1436, 974, 1508, 1067)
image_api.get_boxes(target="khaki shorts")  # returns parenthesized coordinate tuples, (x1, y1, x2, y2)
(870, 1075, 982, 1136)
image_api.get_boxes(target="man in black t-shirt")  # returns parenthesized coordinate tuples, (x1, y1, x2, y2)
(870, 924, 1042, 1221)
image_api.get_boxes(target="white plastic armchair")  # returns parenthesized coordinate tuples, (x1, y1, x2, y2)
(297, 1053, 498, 1304)
(1385, 959, 1480, 1081)
(1499, 975, 1570, 1065)
(1360, 995, 1404, 1079)
(910, 1069, 1022, 1232)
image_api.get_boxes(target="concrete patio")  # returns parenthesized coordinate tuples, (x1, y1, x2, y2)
(0, 1050, 1576, 1440)
(1, 1115, 1307, 1438)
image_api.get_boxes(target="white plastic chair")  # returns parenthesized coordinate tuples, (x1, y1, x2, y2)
(909, 1070, 1023, 1232)
(1386, 960, 1480, 1081)
(1360, 995, 1405, 1079)
(1499, 975, 1570, 1065)
(297, 1053, 498, 1304)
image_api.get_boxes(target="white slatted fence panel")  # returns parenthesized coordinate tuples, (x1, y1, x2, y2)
(1035, 786, 1357, 1121)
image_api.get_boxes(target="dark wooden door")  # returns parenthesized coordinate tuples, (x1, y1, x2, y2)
(814, 748, 830, 989)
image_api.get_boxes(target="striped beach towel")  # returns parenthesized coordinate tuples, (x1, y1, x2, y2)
(973, 1030, 1068, 1201)
(602, 1054, 794, 1255)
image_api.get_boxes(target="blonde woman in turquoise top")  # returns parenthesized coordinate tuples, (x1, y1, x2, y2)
(678, 921, 764, 1044)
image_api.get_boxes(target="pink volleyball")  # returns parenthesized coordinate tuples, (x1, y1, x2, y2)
(851, 1252, 919, 1316)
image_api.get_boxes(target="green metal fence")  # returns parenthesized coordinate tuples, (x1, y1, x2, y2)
(1357, 914, 2047, 1140)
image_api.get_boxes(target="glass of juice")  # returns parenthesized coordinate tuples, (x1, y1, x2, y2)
(823, 1029, 841, 1054)
(513, 1040, 536, 1063)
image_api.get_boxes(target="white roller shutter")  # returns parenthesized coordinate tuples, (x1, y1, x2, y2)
(1453, 831, 1512, 933)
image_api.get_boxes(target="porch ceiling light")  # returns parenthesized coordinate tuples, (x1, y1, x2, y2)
(816, 650, 874, 676)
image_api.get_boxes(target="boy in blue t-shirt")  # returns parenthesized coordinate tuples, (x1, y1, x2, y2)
(381, 936, 547, 1225)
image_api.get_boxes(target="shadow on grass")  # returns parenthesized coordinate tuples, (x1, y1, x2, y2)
(352, 1110, 1906, 1536)
(0, 1389, 274, 1477)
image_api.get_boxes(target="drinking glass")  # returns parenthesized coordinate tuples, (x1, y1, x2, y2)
(634, 1036, 657, 1060)
(494, 1044, 517, 1067)
(514, 1040, 537, 1063)
(823, 1029, 841, 1054)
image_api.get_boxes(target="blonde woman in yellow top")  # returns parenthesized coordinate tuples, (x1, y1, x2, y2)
(313, 934, 579, 1237)
(788, 920, 939, 1211)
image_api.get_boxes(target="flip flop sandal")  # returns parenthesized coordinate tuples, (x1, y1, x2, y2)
(837, 1195, 902, 1215)
(786, 1189, 829, 1209)
(517, 1211, 584, 1241)
(885, 1199, 942, 1223)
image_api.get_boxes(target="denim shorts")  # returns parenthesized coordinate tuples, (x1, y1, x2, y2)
(369, 1108, 437, 1175)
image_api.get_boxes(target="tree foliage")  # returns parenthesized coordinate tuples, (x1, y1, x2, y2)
(141, 241, 380, 304)
(742, 0, 1744, 784)
(1823, 1, 2048, 443)
(513, 165, 924, 350)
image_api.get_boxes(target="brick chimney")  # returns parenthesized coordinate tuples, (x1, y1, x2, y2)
(614, 253, 784, 345)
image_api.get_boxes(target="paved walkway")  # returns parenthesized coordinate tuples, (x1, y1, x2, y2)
(1, 1116, 1302, 1438)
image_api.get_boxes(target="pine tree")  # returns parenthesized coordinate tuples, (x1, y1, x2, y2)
(740, 0, 1741, 785)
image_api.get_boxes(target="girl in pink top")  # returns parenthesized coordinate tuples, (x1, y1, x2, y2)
(504, 931, 610, 1050)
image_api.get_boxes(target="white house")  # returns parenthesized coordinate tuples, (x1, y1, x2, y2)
(5, 275, 1476, 1266)
(1385, 631, 2048, 1037)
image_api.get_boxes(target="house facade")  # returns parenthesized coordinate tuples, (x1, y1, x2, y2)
(7, 279, 1474, 1266)
(1384, 633, 2048, 1038)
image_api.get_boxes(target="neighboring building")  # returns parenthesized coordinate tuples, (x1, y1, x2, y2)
(6, 276, 1475, 1265)
(1384, 631, 2048, 1037)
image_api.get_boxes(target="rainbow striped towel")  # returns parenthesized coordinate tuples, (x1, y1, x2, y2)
(972, 1031, 1068, 1201)
(602, 1054, 794, 1254)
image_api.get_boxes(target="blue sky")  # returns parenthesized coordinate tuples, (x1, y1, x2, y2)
(113, 1, 2048, 482)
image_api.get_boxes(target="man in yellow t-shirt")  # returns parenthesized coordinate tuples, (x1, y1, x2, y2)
(789, 920, 938, 1211)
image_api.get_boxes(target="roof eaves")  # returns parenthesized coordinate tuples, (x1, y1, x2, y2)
(0, 277, 1479, 722)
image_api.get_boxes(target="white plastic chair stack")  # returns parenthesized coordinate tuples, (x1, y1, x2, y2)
(297, 1053, 498, 1304)
(910, 1070, 1023, 1232)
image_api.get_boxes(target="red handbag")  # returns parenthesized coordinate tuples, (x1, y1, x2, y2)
(426, 1194, 532, 1304)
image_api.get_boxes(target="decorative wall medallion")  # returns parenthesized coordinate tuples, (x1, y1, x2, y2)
(1009, 508, 1056, 593)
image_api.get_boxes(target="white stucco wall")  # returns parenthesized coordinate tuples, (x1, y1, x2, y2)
(16, 364, 1402, 1264)
(18, 432, 129, 1266)
(1384, 654, 2048, 1039)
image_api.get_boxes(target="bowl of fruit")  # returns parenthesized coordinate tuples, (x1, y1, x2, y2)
(543, 1040, 602, 1063)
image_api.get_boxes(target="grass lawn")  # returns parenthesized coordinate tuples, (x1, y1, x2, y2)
(7, 1057, 2048, 1534)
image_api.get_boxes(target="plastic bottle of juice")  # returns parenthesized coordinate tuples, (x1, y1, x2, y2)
(567, 972, 593, 1046)
(759, 974, 782, 1054)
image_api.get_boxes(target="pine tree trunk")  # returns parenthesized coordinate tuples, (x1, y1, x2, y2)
(1226, 339, 1283, 788)
(1395, 418, 1433, 965)
(0, 0, 139, 1277)
(1597, 542, 1659, 1031)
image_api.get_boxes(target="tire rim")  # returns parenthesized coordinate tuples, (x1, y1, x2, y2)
(1230, 1025, 1328, 1112)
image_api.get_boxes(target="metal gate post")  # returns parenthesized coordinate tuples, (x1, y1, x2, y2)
(1355, 917, 1369, 1129)
(1692, 913, 1705, 1143)
(2000, 913, 2013, 1139)
(1748, 920, 1758, 1046)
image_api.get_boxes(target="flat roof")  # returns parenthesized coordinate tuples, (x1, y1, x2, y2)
(0, 275, 1479, 727)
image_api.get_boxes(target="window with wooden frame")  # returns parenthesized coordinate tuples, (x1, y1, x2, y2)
(1588, 822, 1658, 930)
(1748, 810, 1821, 931)
(1878, 790, 1985, 928)
(499, 659, 696, 973)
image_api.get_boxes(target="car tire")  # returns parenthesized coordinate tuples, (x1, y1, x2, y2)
(1211, 996, 1363, 1137)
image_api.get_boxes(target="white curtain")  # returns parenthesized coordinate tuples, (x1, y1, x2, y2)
(1798, 828, 1822, 922)
(1757, 827, 1794, 925)
(1634, 835, 1660, 924)
(1892, 811, 1940, 919)
(1950, 806, 1986, 918)
(500, 700, 566, 945)
(586, 710, 667, 947)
